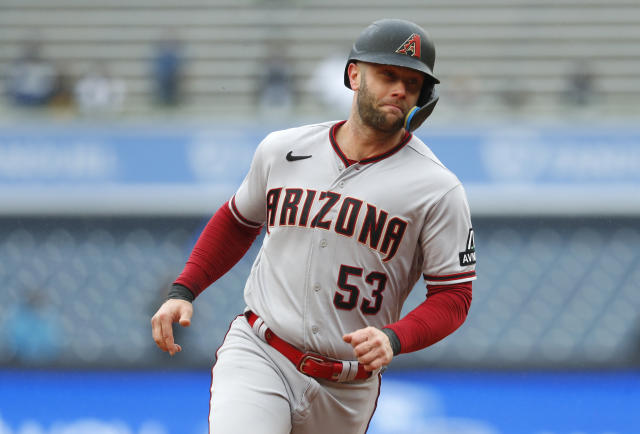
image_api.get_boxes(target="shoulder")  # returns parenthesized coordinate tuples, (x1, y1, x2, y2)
(399, 136, 472, 220)
(402, 134, 462, 188)
(254, 121, 339, 165)
(404, 134, 444, 166)
(261, 121, 337, 146)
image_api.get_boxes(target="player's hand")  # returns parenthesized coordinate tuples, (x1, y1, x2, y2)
(150, 299, 193, 356)
(343, 326, 393, 371)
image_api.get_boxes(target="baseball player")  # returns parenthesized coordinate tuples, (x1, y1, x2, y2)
(151, 19, 476, 434)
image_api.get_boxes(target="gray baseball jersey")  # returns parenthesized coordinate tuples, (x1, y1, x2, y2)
(229, 120, 476, 361)
(209, 120, 476, 433)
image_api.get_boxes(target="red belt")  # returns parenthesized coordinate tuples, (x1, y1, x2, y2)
(245, 311, 371, 382)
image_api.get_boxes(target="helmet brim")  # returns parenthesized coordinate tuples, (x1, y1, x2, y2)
(343, 54, 440, 90)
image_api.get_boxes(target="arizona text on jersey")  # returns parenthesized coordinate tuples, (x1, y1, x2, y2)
(230, 120, 476, 361)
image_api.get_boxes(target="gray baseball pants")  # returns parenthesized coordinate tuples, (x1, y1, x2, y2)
(208, 316, 381, 434)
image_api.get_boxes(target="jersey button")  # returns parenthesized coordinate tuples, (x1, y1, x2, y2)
(313, 284, 320, 292)
(311, 325, 319, 334)
(338, 181, 345, 188)
(319, 239, 328, 248)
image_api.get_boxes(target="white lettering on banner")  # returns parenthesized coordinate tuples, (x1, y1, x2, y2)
(483, 130, 549, 182)
(0, 142, 117, 180)
(483, 130, 640, 183)
(371, 381, 499, 433)
(0, 414, 169, 434)
(552, 143, 640, 179)
(187, 133, 254, 182)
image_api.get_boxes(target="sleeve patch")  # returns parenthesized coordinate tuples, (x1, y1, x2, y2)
(459, 228, 476, 266)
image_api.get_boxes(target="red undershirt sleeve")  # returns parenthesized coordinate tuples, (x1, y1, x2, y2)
(385, 281, 472, 354)
(173, 201, 262, 298)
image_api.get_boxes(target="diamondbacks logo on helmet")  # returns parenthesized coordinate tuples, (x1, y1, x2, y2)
(395, 33, 421, 58)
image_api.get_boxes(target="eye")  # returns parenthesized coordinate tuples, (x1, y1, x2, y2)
(406, 79, 421, 92)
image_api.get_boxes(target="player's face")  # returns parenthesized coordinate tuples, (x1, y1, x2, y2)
(356, 63, 424, 133)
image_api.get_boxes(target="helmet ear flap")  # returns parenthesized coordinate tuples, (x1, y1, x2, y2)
(403, 80, 438, 132)
(404, 89, 439, 132)
(418, 81, 436, 107)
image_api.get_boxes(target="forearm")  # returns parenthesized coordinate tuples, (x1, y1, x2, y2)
(384, 281, 472, 354)
(173, 201, 262, 299)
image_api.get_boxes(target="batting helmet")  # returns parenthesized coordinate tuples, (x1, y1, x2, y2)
(344, 19, 440, 131)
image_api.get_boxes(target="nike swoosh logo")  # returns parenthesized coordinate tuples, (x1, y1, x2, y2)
(286, 151, 312, 161)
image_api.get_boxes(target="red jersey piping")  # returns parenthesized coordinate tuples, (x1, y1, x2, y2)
(329, 121, 412, 167)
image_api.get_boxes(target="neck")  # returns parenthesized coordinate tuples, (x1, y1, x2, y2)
(335, 118, 407, 162)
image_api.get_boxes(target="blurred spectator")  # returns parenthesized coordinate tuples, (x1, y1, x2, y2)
(256, 41, 295, 118)
(74, 61, 126, 115)
(4, 37, 60, 107)
(309, 52, 353, 117)
(445, 73, 480, 108)
(498, 77, 529, 111)
(562, 60, 596, 107)
(50, 63, 75, 111)
(152, 31, 184, 107)
(2, 289, 61, 365)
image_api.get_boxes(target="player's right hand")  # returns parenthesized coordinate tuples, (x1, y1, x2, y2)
(151, 299, 193, 356)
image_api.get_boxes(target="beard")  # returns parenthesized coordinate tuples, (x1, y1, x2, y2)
(356, 78, 406, 133)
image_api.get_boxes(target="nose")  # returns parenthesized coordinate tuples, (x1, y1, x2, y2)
(390, 80, 407, 99)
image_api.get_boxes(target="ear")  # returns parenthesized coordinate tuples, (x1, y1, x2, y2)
(347, 62, 362, 91)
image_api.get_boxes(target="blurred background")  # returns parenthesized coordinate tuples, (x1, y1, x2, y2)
(1, 0, 639, 433)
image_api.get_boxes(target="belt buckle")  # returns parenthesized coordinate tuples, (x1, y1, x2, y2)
(298, 354, 326, 376)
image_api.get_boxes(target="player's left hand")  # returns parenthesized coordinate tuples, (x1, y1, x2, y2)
(343, 327, 393, 371)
